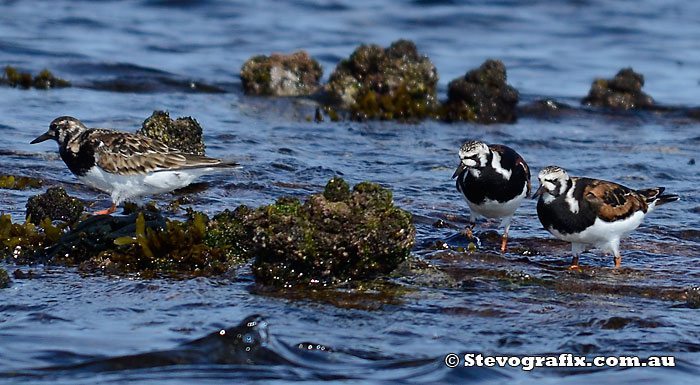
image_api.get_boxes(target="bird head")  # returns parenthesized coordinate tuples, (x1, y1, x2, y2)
(452, 140, 490, 178)
(533, 165, 570, 199)
(31, 116, 88, 146)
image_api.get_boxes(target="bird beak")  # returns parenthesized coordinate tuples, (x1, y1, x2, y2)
(30, 132, 53, 144)
(452, 163, 467, 179)
(532, 185, 545, 199)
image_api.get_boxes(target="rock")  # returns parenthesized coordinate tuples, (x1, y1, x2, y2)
(581, 68, 654, 109)
(240, 50, 322, 96)
(324, 39, 439, 121)
(1, 66, 70, 89)
(137, 110, 206, 155)
(249, 177, 415, 286)
(25, 187, 83, 225)
(441, 59, 520, 123)
(0, 268, 10, 288)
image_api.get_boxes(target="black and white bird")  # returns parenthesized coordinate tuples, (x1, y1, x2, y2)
(452, 140, 531, 252)
(533, 166, 678, 268)
(31, 116, 239, 214)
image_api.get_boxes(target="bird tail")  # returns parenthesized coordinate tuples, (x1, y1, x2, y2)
(637, 187, 679, 207)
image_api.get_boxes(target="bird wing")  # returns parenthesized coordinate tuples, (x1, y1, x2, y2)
(489, 144, 531, 197)
(90, 130, 232, 175)
(581, 179, 647, 221)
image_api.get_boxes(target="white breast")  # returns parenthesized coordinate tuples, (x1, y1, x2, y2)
(79, 166, 214, 204)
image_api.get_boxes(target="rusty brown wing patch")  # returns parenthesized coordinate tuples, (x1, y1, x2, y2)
(582, 180, 647, 222)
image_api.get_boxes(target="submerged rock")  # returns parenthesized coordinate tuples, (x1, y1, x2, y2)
(25, 187, 83, 225)
(53, 211, 251, 277)
(1, 66, 70, 89)
(581, 68, 654, 109)
(240, 51, 322, 96)
(137, 110, 206, 155)
(324, 39, 439, 121)
(0, 268, 9, 288)
(249, 177, 415, 286)
(441, 59, 520, 123)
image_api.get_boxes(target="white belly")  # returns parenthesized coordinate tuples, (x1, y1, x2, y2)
(548, 210, 647, 247)
(466, 188, 527, 219)
(79, 166, 213, 204)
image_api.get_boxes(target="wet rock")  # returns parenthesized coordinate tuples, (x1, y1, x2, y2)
(581, 68, 654, 109)
(0, 175, 43, 190)
(253, 279, 411, 310)
(203, 207, 252, 266)
(25, 187, 84, 225)
(59, 211, 253, 277)
(249, 177, 415, 286)
(686, 287, 700, 309)
(441, 59, 520, 123)
(1, 66, 70, 89)
(137, 110, 205, 155)
(324, 39, 439, 121)
(595, 316, 661, 330)
(240, 50, 322, 96)
(0, 268, 10, 288)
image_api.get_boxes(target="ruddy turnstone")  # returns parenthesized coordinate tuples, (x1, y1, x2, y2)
(533, 166, 679, 268)
(31, 116, 239, 215)
(452, 140, 531, 252)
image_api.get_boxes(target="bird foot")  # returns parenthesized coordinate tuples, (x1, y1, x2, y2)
(567, 264, 580, 270)
(94, 204, 117, 215)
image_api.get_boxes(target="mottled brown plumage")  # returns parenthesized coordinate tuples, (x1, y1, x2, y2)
(89, 129, 230, 175)
(31, 116, 239, 214)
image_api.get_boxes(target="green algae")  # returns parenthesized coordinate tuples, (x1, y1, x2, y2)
(249, 177, 416, 287)
(240, 51, 322, 96)
(0, 175, 43, 190)
(0, 214, 65, 263)
(324, 39, 439, 122)
(137, 110, 206, 156)
(1, 66, 70, 89)
(441, 59, 520, 123)
(25, 187, 84, 225)
(581, 68, 654, 109)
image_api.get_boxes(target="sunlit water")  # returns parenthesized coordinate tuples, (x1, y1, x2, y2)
(0, 0, 699, 383)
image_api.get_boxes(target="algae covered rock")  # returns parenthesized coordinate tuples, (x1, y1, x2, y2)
(324, 39, 439, 121)
(0, 214, 64, 262)
(1, 66, 70, 89)
(137, 110, 205, 155)
(0, 268, 9, 288)
(581, 68, 654, 109)
(240, 51, 322, 96)
(441, 59, 520, 123)
(25, 187, 83, 225)
(249, 177, 415, 286)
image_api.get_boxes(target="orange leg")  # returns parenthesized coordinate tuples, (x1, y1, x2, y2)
(568, 256, 580, 270)
(94, 203, 117, 215)
(500, 233, 508, 253)
(461, 224, 474, 238)
(614, 254, 621, 268)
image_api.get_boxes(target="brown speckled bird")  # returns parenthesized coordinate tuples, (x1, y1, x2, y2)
(31, 116, 239, 214)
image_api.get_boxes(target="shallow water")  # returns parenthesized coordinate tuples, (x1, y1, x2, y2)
(1, 0, 699, 383)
